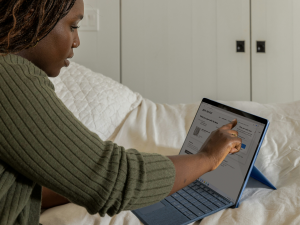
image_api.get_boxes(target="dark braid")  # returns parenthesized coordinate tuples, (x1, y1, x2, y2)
(0, 0, 76, 54)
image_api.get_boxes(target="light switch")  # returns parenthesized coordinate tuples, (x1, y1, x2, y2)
(80, 9, 99, 31)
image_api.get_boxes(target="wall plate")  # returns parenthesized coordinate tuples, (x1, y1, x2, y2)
(80, 9, 100, 31)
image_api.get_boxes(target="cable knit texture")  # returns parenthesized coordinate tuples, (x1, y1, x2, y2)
(0, 54, 175, 225)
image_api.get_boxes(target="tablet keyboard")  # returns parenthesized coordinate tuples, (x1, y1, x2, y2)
(165, 180, 232, 220)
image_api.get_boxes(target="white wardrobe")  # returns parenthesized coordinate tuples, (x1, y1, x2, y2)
(121, 0, 300, 104)
(74, 0, 300, 104)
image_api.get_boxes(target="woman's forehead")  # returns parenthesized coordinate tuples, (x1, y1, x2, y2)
(67, 0, 84, 19)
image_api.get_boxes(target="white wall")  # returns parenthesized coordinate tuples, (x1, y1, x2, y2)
(71, 0, 121, 82)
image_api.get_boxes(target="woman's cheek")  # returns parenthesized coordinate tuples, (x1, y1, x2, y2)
(51, 24, 73, 59)
(58, 33, 73, 57)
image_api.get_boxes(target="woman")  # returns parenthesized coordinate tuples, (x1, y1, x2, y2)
(0, 0, 242, 224)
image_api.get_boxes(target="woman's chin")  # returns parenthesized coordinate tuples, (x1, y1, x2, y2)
(47, 68, 62, 78)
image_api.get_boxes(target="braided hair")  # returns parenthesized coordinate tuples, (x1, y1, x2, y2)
(0, 0, 77, 54)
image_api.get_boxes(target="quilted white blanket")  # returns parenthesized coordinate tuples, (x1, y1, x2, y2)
(40, 63, 300, 225)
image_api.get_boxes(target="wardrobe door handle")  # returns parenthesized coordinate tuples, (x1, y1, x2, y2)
(257, 41, 266, 53)
(236, 41, 245, 52)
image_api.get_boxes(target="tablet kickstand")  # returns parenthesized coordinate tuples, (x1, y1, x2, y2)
(250, 166, 276, 190)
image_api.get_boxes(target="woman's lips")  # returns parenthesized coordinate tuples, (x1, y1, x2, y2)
(64, 59, 70, 67)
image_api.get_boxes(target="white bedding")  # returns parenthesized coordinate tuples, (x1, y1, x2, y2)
(40, 63, 300, 225)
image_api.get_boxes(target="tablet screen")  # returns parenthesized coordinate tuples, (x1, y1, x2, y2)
(179, 99, 268, 204)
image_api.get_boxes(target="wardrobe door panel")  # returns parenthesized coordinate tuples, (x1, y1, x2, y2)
(217, 0, 250, 101)
(122, 0, 250, 104)
(252, 0, 298, 103)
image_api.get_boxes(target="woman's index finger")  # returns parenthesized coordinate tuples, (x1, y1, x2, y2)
(222, 119, 238, 130)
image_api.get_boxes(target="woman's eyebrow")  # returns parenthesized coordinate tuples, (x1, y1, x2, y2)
(78, 14, 84, 20)
(73, 14, 84, 20)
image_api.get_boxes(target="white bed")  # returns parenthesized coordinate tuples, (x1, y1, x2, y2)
(40, 63, 300, 225)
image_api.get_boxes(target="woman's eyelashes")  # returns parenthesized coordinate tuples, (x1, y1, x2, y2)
(71, 26, 80, 32)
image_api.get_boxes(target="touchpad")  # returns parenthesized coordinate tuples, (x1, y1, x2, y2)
(139, 202, 166, 215)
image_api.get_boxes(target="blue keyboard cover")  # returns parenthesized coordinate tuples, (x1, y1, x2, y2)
(165, 180, 233, 220)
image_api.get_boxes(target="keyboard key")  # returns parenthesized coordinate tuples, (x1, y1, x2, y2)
(181, 200, 188, 204)
(185, 211, 193, 215)
(206, 204, 218, 211)
(195, 188, 204, 193)
(182, 212, 189, 217)
(207, 197, 219, 204)
(185, 203, 192, 208)
(189, 183, 196, 188)
(165, 196, 176, 203)
(205, 196, 214, 201)
(171, 201, 179, 206)
(172, 193, 180, 198)
(209, 196, 218, 202)
(188, 214, 198, 219)
(191, 193, 198, 197)
(183, 211, 193, 218)
(190, 185, 197, 190)
(179, 207, 189, 212)
(218, 199, 227, 204)
(214, 200, 225, 207)
(185, 195, 193, 200)
(200, 192, 210, 197)
(191, 185, 198, 191)
(189, 198, 198, 204)
(175, 204, 184, 209)
(188, 206, 205, 217)
(176, 196, 184, 201)
(193, 201, 203, 206)
(183, 187, 191, 191)
(195, 196, 206, 202)
(186, 190, 194, 195)
(196, 204, 211, 214)
(218, 197, 230, 204)
(181, 192, 188, 197)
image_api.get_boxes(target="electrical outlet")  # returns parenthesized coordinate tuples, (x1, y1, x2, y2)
(80, 9, 99, 31)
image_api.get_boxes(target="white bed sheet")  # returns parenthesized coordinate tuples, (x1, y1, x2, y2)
(41, 99, 300, 225)
(40, 64, 300, 225)
(112, 99, 300, 225)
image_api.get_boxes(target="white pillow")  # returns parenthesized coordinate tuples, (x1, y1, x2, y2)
(50, 62, 142, 140)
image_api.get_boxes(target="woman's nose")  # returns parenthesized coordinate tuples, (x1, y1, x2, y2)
(73, 32, 81, 48)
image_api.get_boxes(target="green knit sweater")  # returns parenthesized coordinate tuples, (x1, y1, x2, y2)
(0, 54, 175, 225)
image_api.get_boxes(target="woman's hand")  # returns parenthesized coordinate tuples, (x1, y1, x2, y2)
(198, 119, 242, 171)
(167, 119, 242, 195)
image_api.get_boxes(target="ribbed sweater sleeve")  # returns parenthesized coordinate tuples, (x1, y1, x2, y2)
(0, 55, 175, 217)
